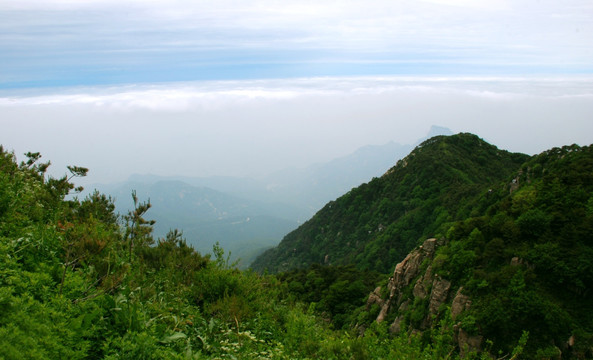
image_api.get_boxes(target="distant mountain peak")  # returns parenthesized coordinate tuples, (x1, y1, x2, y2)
(426, 125, 453, 138)
(410, 125, 453, 146)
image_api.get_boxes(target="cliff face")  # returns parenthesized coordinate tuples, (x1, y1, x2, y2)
(367, 238, 482, 356)
(371, 238, 441, 324)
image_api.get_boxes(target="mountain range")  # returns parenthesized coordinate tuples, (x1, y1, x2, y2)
(251, 132, 529, 273)
(3, 130, 592, 358)
(88, 126, 452, 266)
(252, 132, 593, 357)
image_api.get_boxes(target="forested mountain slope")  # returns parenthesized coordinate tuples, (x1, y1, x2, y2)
(364, 142, 593, 358)
(251, 133, 529, 273)
(2, 138, 592, 359)
(0, 146, 453, 359)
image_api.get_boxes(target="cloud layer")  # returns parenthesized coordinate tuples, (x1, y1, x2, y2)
(1, 2, 591, 183)
(2, 76, 592, 185)
(1, 0, 592, 87)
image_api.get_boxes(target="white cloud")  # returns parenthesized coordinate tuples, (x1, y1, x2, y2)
(1, 76, 592, 185)
(3, 76, 591, 110)
(1, 0, 591, 191)
(1, 0, 591, 87)
(418, 0, 510, 10)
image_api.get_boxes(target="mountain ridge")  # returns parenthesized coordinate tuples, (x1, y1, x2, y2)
(2, 134, 592, 358)
(93, 179, 299, 268)
(251, 133, 530, 273)
(85, 126, 453, 265)
(256, 135, 593, 357)
(363, 141, 593, 357)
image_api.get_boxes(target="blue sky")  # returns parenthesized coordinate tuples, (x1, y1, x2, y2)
(1, 1, 592, 184)
(1, 0, 592, 88)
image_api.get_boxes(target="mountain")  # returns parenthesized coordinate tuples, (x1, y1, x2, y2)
(115, 126, 453, 216)
(124, 174, 306, 217)
(253, 134, 593, 357)
(421, 125, 454, 141)
(250, 133, 530, 273)
(365, 142, 593, 357)
(3, 144, 461, 359)
(88, 126, 452, 266)
(116, 138, 417, 225)
(3, 137, 592, 358)
(261, 125, 453, 213)
(262, 141, 414, 213)
(96, 180, 300, 268)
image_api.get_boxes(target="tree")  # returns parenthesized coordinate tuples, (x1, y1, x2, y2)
(124, 190, 155, 262)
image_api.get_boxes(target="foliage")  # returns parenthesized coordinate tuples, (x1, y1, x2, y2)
(2, 137, 593, 359)
(429, 144, 593, 358)
(253, 137, 593, 358)
(252, 133, 529, 273)
(0, 145, 464, 359)
(277, 264, 384, 329)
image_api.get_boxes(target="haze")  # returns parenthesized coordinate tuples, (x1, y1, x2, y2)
(1, 0, 592, 186)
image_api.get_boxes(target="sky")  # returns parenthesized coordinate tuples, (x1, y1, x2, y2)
(1, 0, 592, 184)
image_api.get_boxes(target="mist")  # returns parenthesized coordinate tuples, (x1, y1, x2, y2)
(0, 77, 592, 188)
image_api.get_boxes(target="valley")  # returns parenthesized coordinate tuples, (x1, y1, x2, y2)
(2, 131, 592, 358)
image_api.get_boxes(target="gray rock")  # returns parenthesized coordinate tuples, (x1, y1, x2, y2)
(451, 287, 471, 320)
(429, 277, 451, 315)
(390, 315, 404, 334)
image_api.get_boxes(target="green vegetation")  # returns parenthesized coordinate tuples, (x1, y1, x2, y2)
(2, 133, 593, 359)
(277, 264, 384, 329)
(0, 145, 475, 359)
(252, 134, 593, 358)
(102, 180, 301, 269)
(251, 133, 529, 273)
(429, 143, 593, 357)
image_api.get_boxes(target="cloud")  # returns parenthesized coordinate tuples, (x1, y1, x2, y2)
(1, 76, 592, 186)
(1, 0, 592, 87)
(2, 1, 591, 190)
(418, 0, 510, 10)
(3, 76, 591, 109)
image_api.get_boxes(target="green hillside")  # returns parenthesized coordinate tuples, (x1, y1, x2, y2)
(0, 145, 463, 359)
(253, 135, 593, 358)
(368, 141, 593, 358)
(430, 142, 593, 356)
(251, 133, 529, 273)
(2, 135, 592, 359)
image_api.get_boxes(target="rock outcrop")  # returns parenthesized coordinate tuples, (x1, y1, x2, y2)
(370, 238, 442, 323)
(366, 237, 482, 357)
(428, 277, 451, 316)
(451, 287, 471, 320)
(365, 287, 384, 310)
